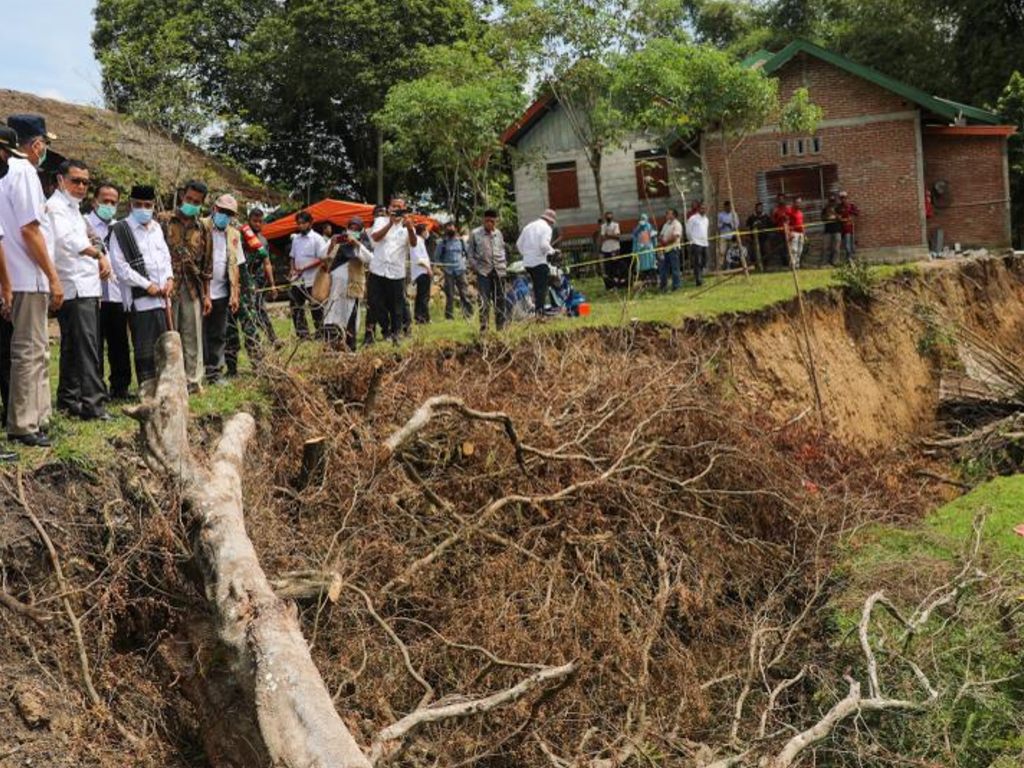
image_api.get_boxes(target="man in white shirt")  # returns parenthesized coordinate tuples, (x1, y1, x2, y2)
(686, 202, 710, 287)
(49, 159, 112, 420)
(288, 210, 327, 339)
(369, 198, 416, 343)
(86, 183, 133, 400)
(515, 208, 558, 317)
(202, 194, 241, 383)
(599, 211, 624, 289)
(0, 125, 23, 456)
(657, 208, 684, 292)
(716, 200, 738, 265)
(411, 223, 432, 324)
(108, 185, 174, 385)
(0, 115, 64, 447)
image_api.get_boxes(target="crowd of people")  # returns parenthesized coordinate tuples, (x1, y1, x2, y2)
(591, 191, 861, 291)
(0, 108, 866, 461)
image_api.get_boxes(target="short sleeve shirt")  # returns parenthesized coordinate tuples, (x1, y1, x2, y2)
(0, 158, 52, 292)
(369, 216, 411, 280)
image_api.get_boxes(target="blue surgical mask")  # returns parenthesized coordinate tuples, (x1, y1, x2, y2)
(180, 202, 201, 218)
(96, 203, 117, 222)
(132, 207, 154, 225)
(213, 212, 231, 230)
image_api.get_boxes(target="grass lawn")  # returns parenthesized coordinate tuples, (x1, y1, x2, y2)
(21, 262, 913, 468)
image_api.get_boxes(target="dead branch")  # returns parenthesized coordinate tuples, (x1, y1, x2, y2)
(11, 468, 101, 708)
(368, 661, 577, 766)
(0, 587, 51, 626)
(381, 395, 526, 469)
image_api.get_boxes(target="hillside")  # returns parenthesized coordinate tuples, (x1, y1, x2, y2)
(0, 88, 275, 201)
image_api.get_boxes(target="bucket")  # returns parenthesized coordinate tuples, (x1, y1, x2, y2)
(577, 302, 591, 317)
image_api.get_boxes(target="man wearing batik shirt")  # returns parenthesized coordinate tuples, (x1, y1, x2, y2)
(159, 179, 211, 390)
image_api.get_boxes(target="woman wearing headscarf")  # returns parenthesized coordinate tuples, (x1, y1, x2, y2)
(322, 217, 373, 351)
(632, 214, 658, 286)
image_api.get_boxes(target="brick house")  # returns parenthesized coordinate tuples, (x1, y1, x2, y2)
(503, 40, 1014, 260)
(704, 39, 1016, 261)
(501, 93, 702, 248)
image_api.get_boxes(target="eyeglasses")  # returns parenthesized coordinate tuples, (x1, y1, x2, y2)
(66, 178, 90, 187)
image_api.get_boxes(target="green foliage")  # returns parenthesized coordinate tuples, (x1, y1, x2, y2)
(376, 44, 526, 222)
(997, 71, 1024, 245)
(914, 303, 960, 369)
(779, 86, 823, 134)
(832, 258, 877, 302)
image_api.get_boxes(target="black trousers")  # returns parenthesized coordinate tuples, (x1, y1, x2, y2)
(690, 244, 708, 286)
(225, 307, 262, 376)
(100, 300, 132, 397)
(129, 307, 168, 385)
(0, 316, 11, 424)
(57, 297, 106, 417)
(367, 273, 406, 341)
(476, 271, 506, 331)
(203, 297, 230, 381)
(526, 264, 549, 315)
(290, 284, 323, 338)
(414, 274, 431, 323)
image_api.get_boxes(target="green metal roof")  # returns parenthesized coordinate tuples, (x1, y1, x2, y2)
(740, 49, 774, 69)
(759, 39, 1003, 125)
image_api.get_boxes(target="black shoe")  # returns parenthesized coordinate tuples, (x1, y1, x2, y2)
(83, 411, 112, 422)
(8, 432, 52, 448)
(0, 449, 18, 463)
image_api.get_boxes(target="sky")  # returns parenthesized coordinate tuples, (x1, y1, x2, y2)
(1, 0, 103, 105)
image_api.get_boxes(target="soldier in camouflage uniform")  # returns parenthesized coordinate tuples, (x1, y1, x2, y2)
(224, 208, 266, 377)
(240, 208, 278, 345)
(158, 179, 212, 391)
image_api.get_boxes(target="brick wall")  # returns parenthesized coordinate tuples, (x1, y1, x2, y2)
(922, 132, 1010, 249)
(703, 53, 927, 253)
(705, 117, 924, 250)
(775, 53, 914, 120)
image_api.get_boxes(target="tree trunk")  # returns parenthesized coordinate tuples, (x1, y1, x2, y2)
(376, 128, 385, 206)
(129, 333, 372, 768)
(720, 129, 749, 277)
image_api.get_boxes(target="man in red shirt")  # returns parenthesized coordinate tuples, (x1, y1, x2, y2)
(771, 193, 791, 266)
(788, 196, 806, 268)
(838, 190, 860, 262)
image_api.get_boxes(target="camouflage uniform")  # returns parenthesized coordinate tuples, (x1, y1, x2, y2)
(158, 211, 211, 385)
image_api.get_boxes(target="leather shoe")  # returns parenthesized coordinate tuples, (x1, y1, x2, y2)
(83, 411, 112, 422)
(8, 432, 52, 448)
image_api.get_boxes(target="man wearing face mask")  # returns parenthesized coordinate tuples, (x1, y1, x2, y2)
(202, 194, 241, 384)
(322, 216, 372, 351)
(159, 179, 211, 392)
(434, 224, 472, 320)
(86, 183, 132, 400)
(109, 186, 174, 385)
(0, 127, 23, 451)
(47, 159, 112, 421)
(0, 115, 64, 448)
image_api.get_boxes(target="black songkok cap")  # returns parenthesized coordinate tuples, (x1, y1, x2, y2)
(130, 185, 156, 201)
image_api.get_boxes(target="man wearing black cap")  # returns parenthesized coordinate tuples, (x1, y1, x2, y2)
(109, 185, 174, 384)
(0, 115, 64, 448)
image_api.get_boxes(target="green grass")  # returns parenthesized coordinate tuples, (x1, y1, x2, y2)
(407, 264, 911, 348)
(928, 475, 1024, 559)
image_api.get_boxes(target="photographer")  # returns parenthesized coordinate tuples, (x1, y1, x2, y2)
(369, 197, 416, 344)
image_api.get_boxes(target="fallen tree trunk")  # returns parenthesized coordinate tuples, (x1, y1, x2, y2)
(130, 333, 577, 767)
(129, 333, 372, 768)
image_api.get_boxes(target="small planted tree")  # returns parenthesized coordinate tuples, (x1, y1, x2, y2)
(376, 43, 525, 222)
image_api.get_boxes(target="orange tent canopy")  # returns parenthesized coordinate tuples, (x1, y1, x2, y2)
(261, 198, 439, 240)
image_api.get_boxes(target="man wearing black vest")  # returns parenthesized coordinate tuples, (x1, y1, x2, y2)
(108, 185, 174, 385)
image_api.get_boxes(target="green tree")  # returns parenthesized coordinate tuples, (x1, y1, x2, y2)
(997, 71, 1024, 247)
(376, 44, 526, 222)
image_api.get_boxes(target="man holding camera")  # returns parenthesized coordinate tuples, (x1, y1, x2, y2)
(369, 198, 416, 344)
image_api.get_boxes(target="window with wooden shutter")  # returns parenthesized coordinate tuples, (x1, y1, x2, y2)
(546, 161, 580, 210)
(634, 150, 670, 200)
